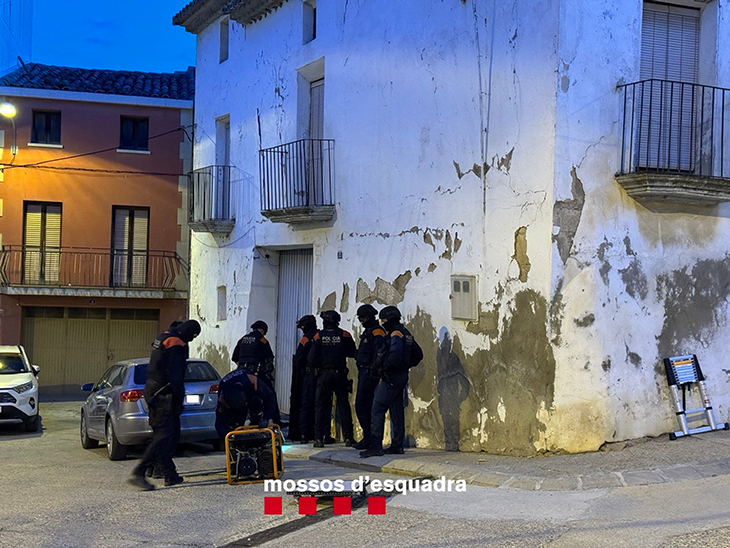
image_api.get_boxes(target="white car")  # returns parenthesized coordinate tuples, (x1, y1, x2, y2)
(0, 345, 40, 431)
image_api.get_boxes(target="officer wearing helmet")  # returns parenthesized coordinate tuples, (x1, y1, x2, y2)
(307, 310, 357, 448)
(352, 304, 386, 450)
(215, 366, 278, 438)
(360, 306, 413, 458)
(288, 314, 318, 443)
(232, 320, 281, 425)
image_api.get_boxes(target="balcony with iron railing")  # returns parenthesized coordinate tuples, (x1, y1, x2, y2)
(189, 165, 236, 233)
(0, 246, 186, 292)
(617, 79, 730, 204)
(259, 139, 335, 223)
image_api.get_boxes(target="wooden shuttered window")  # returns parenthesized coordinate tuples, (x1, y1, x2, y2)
(23, 203, 61, 284)
(111, 207, 149, 287)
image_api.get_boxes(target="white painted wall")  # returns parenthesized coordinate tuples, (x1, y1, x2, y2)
(188, 0, 730, 454)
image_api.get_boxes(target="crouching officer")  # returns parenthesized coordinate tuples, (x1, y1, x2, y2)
(128, 319, 201, 490)
(353, 304, 386, 450)
(292, 314, 318, 443)
(215, 366, 278, 438)
(360, 306, 412, 458)
(232, 320, 281, 425)
(308, 310, 356, 448)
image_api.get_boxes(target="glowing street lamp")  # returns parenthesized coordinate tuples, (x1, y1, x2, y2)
(0, 101, 18, 155)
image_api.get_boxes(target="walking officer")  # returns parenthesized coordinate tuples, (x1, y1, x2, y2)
(292, 314, 318, 443)
(128, 319, 201, 490)
(232, 320, 281, 425)
(360, 306, 413, 458)
(308, 310, 356, 448)
(352, 304, 386, 450)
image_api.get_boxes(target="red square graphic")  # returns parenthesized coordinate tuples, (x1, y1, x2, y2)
(299, 496, 317, 515)
(333, 497, 352, 515)
(368, 496, 386, 515)
(264, 497, 282, 515)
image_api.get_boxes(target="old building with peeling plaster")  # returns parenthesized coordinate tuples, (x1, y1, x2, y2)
(175, 0, 730, 455)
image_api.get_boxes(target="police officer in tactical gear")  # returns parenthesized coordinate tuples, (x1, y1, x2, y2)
(232, 320, 281, 425)
(360, 306, 412, 458)
(215, 366, 278, 438)
(129, 319, 201, 490)
(290, 314, 318, 443)
(308, 310, 357, 448)
(352, 304, 386, 450)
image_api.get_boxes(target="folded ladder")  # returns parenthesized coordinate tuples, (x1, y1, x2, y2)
(664, 354, 730, 440)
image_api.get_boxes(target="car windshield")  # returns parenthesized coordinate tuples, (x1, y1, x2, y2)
(133, 361, 220, 385)
(0, 354, 29, 374)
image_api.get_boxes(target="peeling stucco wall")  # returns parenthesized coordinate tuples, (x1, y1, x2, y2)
(188, 0, 730, 455)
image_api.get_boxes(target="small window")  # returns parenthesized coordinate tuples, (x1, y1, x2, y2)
(303, 0, 316, 44)
(31, 111, 61, 144)
(219, 18, 229, 63)
(119, 116, 149, 151)
(451, 275, 478, 321)
(217, 285, 227, 321)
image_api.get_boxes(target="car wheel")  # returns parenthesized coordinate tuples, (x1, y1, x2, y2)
(80, 412, 98, 449)
(24, 414, 40, 432)
(106, 418, 127, 460)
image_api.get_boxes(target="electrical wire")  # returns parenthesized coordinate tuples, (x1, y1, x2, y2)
(1, 125, 193, 171)
(15, 165, 185, 177)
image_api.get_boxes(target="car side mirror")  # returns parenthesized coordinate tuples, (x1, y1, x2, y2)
(32, 365, 40, 376)
(81, 382, 94, 392)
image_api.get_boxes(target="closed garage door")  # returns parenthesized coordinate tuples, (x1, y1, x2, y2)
(22, 307, 159, 394)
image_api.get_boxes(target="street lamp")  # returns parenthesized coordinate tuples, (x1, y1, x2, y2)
(0, 101, 18, 155)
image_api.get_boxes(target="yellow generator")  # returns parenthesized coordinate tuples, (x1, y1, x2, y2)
(225, 425, 284, 485)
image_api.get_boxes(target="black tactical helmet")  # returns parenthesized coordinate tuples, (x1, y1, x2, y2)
(378, 306, 401, 322)
(296, 314, 316, 329)
(356, 304, 378, 318)
(320, 310, 341, 323)
(177, 320, 201, 343)
(251, 320, 268, 334)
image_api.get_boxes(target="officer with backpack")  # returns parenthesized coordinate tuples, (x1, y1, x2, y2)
(352, 304, 386, 450)
(360, 306, 423, 458)
(308, 310, 357, 448)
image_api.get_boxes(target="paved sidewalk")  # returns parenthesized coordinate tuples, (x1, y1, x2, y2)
(283, 430, 730, 491)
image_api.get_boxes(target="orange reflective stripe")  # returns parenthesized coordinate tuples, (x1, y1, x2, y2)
(373, 328, 385, 337)
(299, 336, 310, 345)
(163, 336, 185, 348)
(343, 330, 352, 338)
(261, 336, 268, 344)
(391, 331, 404, 338)
(313, 333, 321, 341)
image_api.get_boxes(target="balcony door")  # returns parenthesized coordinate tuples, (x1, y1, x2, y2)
(214, 115, 231, 219)
(23, 202, 61, 285)
(111, 207, 149, 287)
(303, 78, 324, 207)
(638, 2, 700, 171)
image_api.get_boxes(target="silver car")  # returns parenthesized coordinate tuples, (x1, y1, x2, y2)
(80, 358, 221, 460)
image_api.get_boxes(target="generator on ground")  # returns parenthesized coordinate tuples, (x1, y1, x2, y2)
(225, 425, 284, 485)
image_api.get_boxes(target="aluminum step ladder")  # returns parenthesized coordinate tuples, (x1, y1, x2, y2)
(664, 354, 730, 440)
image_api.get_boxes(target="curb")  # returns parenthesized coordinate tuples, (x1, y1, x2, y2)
(283, 446, 730, 491)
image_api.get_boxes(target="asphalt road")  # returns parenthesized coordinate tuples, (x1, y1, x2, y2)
(2, 403, 730, 547)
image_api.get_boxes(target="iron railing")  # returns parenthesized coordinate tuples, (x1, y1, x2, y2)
(618, 79, 730, 179)
(259, 139, 335, 212)
(190, 165, 235, 224)
(0, 246, 184, 289)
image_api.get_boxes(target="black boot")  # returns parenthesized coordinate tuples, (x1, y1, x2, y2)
(127, 473, 154, 491)
(313, 439, 325, 448)
(384, 446, 404, 455)
(359, 448, 384, 458)
(345, 438, 356, 447)
(353, 439, 369, 450)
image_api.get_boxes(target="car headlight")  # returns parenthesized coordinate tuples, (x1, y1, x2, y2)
(12, 381, 34, 394)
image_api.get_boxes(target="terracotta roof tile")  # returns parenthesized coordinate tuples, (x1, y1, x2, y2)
(0, 63, 195, 101)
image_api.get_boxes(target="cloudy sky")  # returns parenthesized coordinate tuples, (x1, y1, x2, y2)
(31, 0, 196, 73)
